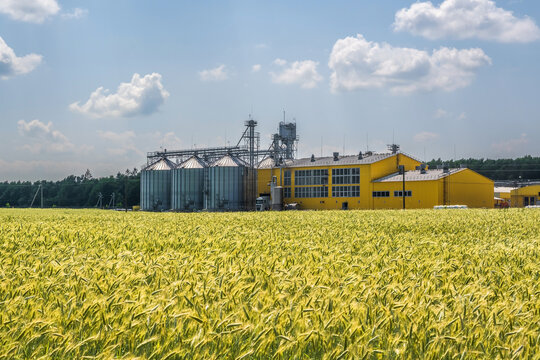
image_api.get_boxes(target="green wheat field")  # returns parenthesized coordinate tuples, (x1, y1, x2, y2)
(1, 209, 539, 359)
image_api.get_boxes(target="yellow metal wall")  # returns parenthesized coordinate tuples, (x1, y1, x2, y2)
(372, 181, 440, 209)
(495, 191, 511, 201)
(510, 185, 540, 207)
(257, 168, 274, 196)
(371, 169, 493, 209)
(443, 169, 494, 208)
(369, 154, 420, 181)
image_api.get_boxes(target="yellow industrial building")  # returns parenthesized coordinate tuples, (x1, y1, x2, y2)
(257, 152, 494, 210)
(510, 185, 540, 207)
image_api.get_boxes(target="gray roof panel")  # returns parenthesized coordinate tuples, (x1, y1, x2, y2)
(178, 156, 207, 169)
(257, 157, 277, 169)
(373, 168, 466, 182)
(144, 158, 175, 171)
(282, 153, 395, 168)
(211, 154, 248, 167)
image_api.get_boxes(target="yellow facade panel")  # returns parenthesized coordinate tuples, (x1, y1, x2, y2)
(372, 181, 440, 209)
(510, 185, 540, 207)
(440, 169, 494, 208)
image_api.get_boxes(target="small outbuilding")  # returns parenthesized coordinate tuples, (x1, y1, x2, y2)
(510, 185, 540, 207)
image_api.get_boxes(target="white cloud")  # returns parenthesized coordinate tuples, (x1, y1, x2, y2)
(491, 133, 528, 154)
(153, 131, 182, 149)
(271, 59, 323, 89)
(97, 130, 142, 156)
(251, 64, 261, 73)
(414, 131, 440, 142)
(0, 0, 60, 23)
(97, 129, 182, 156)
(61, 8, 88, 19)
(434, 109, 449, 118)
(457, 112, 467, 120)
(255, 43, 268, 49)
(328, 34, 491, 94)
(394, 0, 540, 43)
(199, 64, 228, 82)
(17, 119, 75, 153)
(97, 130, 136, 143)
(0, 36, 42, 79)
(70, 73, 170, 118)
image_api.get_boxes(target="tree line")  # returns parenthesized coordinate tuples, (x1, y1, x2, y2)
(427, 155, 540, 181)
(0, 169, 140, 208)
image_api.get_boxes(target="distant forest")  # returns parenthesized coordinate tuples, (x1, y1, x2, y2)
(1, 156, 539, 208)
(0, 169, 140, 209)
(427, 155, 540, 181)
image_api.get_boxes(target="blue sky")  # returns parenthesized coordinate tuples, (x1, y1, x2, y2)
(1, 0, 539, 180)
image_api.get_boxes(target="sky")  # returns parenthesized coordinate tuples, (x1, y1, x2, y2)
(1, 0, 540, 181)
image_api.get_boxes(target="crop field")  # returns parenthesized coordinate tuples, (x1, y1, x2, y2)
(1, 209, 540, 359)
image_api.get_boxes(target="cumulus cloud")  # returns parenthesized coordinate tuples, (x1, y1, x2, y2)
(328, 34, 491, 94)
(199, 65, 228, 82)
(61, 8, 88, 20)
(17, 119, 75, 153)
(97, 129, 182, 156)
(152, 131, 182, 149)
(271, 59, 323, 89)
(0, 36, 42, 79)
(434, 109, 449, 118)
(97, 130, 142, 156)
(414, 131, 440, 142)
(70, 73, 169, 118)
(251, 64, 261, 73)
(394, 0, 540, 43)
(0, 0, 60, 23)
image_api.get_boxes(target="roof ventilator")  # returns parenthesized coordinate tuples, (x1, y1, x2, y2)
(333, 152, 339, 161)
(358, 151, 363, 160)
(311, 154, 315, 162)
(420, 163, 427, 174)
(443, 164, 449, 173)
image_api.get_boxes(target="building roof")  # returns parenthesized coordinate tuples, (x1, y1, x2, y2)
(259, 152, 398, 169)
(144, 157, 175, 171)
(211, 154, 248, 167)
(494, 187, 517, 193)
(373, 168, 466, 182)
(287, 153, 396, 168)
(177, 156, 207, 169)
(257, 157, 277, 169)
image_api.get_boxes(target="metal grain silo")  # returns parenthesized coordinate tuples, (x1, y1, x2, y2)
(208, 154, 247, 210)
(171, 156, 206, 211)
(140, 158, 174, 211)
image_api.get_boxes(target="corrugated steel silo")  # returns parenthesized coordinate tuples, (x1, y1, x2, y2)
(140, 158, 174, 211)
(208, 154, 247, 210)
(171, 156, 206, 211)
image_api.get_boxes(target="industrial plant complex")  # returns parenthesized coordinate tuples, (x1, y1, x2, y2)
(140, 118, 536, 211)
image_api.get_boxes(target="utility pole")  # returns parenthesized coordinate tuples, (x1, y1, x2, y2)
(40, 184, 43, 208)
(96, 192, 103, 208)
(30, 184, 41, 208)
(399, 165, 405, 210)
